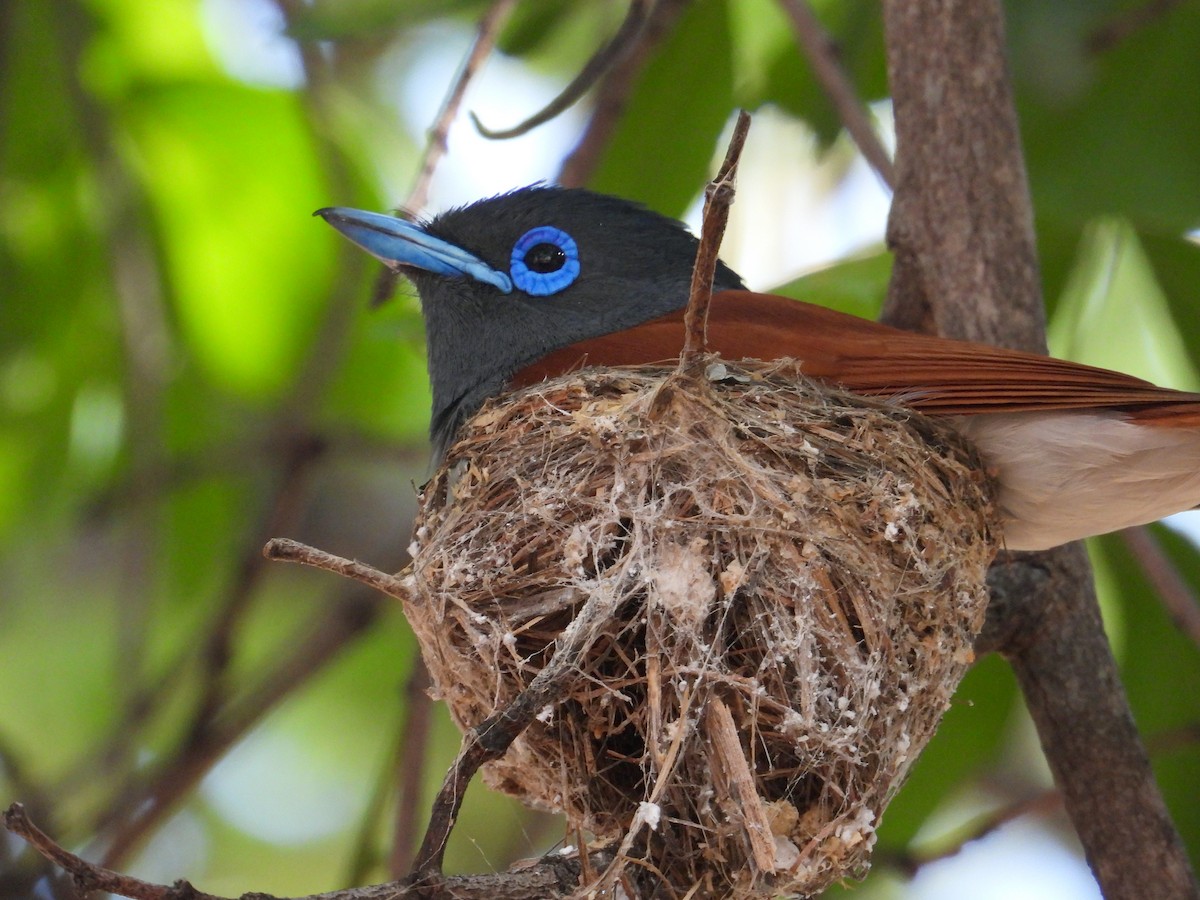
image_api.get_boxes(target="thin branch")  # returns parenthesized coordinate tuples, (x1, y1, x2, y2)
(5, 803, 223, 900)
(1120, 526, 1200, 650)
(264, 537, 413, 600)
(678, 110, 752, 371)
(776, 0, 895, 189)
(407, 0, 519, 213)
(409, 663, 578, 879)
(557, 0, 691, 188)
(5, 801, 610, 900)
(1146, 721, 1200, 757)
(373, 0, 518, 305)
(471, 0, 651, 140)
(390, 660, 434, 879)
(97, 590, 381, 868)
(878, 723, 1197, 877)
(409, 574, 634, 879)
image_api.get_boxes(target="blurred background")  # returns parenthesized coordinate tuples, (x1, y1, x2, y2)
(1, 1, 1198, 898)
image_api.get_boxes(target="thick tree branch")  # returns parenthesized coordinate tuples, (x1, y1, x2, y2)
(881, 0, 1043, 347)
(881, 2, 1198, 897)
(985, 552, 1199, 898)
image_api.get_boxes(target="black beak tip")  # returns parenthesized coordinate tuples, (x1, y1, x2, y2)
(313, 207, 333, 220)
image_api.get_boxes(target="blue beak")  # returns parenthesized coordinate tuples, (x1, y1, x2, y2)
(314, 206, 513, 294)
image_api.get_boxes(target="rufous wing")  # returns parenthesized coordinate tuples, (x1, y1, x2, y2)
(510, 290, 1200, 427)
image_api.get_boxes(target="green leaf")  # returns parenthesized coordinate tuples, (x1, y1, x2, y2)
(875, 654, 1018, 849)
(121, 83, 335, 399)
(752, 0, 887, 149)
(589, 0, 734, 217)
(769, 250, 891, 320)
(1048, 218, 1199, 390)
(1140, 232, 1200, 368)
(1013, 1, 1200, 233)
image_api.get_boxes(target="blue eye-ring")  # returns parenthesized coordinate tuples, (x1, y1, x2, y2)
(510, 226, 580, 296)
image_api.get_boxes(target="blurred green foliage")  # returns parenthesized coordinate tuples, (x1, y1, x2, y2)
(1, 0, 1197, 896)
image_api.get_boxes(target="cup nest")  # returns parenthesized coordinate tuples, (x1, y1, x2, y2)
(403, 359, 998, 898)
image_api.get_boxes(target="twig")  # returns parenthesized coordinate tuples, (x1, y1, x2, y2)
(776, 0, 895, 189)
(263, 537, 413, 600)
(557, 0, 691, 187)
(409, 662, 578, 880)
(5, 803, 224, 900)
(410, 715, 530, 881)
(97, 590, 381, 868)
(390, 660, 434, 878)
(1146, 721, 1200, 757)
(5, 801, 601, 900)
(879, 722, 1198, 876)
(407, 0, 519, 213)
(677, 111, 751, 372)
(373, 0, 518, 305)
(1120, 526, 1200, 650)
(471, 0, 651, 140)
(409, 577, 633, 879)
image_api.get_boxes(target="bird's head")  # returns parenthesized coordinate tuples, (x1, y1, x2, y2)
(316, 186, 744, 457)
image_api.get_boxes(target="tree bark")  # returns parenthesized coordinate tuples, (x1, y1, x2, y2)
(881, 2, 1198, 897)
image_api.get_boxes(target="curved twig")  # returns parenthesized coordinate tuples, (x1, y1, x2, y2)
(558, 0, 690, 187)
(407, 0, 520, 212)
(471, 0, 651, 140)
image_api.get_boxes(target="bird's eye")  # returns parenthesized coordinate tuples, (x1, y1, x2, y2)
(525, 242, 565, 273)
(510, 226, 580, 296)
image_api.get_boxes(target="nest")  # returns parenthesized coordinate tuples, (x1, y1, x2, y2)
(404, 359, 998, 898)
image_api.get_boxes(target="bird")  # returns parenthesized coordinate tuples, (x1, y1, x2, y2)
(316, 185, 1200, 552)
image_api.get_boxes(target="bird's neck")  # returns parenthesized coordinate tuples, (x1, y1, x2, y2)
(418, 267, 745, 459)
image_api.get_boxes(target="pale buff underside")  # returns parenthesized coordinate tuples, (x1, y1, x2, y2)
(958, 411, 1200, 551)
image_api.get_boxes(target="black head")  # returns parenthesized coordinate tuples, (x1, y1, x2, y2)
(316, 186, 744, 459)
